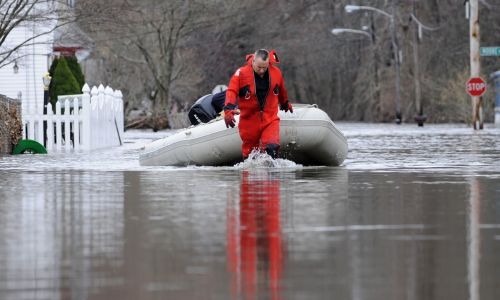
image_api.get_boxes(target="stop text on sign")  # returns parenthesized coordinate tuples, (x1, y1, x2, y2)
(468, 82, 485, 90)
(466, 77, 486, 97)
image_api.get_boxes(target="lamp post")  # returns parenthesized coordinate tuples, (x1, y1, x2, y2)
(42, 72, 51, 146)
(13, 60, 19, 74)
(345, 5, 393, 18)
(332, 27, 380, 120)
(43, 72, 51, 113)
(346, 3, 402, 124)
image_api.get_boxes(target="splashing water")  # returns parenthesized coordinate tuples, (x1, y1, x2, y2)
(234, 149, 302, 169)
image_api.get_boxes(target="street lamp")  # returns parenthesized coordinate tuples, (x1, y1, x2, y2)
(345, 4, 358, 13)
(13, 60, 19, 74)
(43, 72, 52, 113)
(346, 3, 402, 124)
(331, 26, 380, 118)
(345, 5, 393, 19)
(331, 28, 373, 40)
(43, 72, 52, 90)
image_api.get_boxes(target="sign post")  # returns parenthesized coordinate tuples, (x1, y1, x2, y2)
(469, 0, 482, 129)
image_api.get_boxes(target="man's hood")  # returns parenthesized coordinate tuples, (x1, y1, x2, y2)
(245, 50, 280, 66)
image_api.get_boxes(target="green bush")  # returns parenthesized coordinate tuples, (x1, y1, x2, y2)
(49, 56, 59, 76)
(48, 56, 85, 99)
(48, 57, 59, 96)
(66, 56, 85, 89)
(49, 56, 81, 111)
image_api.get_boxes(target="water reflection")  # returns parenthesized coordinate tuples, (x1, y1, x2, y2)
(227, 170, 283, 300)
(0, 171, 125, 300)
(0, 167, 499, 300)
(467, 178, 480, 300)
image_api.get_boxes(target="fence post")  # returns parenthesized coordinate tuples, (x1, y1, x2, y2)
(27, 101, 35, 140)
(64, 99, 71, 151)
(111, 90, 120, 146)
(47, 103, 54, 152)
(22, 120, 27, 139)
(55, 101, 62, 152)
(36, 101, 44, 146)
(97, 84, 105, 149)
(73, 97, 80, 151)
(91, 86, 100, 149)
(81, 84, 91, 151)
(105, 86, 114, 147)
(115, 90, 124, 137)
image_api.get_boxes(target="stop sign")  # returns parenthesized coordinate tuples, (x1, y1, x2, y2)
(466, 77, 487, 97)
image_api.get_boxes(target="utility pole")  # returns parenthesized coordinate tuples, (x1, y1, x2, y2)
(370, 14, 381, 120)
(412, 0, 425, 126)
(344, 3, 402, 123)
(469, 0, 483, 129)
(390, 0, 402, 124)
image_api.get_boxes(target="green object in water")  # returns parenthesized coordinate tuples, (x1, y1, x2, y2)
(12, 139, 48, 154)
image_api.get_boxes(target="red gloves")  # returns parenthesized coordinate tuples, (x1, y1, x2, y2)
(280, 101, 293, 113)
(224, 109, 239, 128)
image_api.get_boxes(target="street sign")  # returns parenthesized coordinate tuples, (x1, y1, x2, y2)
(466, 77, 487, 97)
(480, 47, 500, 56)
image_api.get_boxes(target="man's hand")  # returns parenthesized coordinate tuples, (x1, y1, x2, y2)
(224, 109, 239, 128)
(280, 101, 293, 113)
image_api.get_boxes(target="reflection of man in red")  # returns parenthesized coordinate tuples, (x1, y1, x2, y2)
(224, 49, 293, 159)
(227, 171, 283, 300)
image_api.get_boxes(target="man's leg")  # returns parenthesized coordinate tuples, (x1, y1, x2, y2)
(239, 123, 261, 159)
(261, 120, 280, 159)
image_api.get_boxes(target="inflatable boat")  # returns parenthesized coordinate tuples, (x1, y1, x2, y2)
(139, 104, 348, 166)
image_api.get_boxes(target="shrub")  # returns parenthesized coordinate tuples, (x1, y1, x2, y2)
(48, 57, 59, 96)
(436, 69, 471, 123)
(66, 56, 85, 89)
(49, 56, 81, 111)
(49, 56, 59, 76)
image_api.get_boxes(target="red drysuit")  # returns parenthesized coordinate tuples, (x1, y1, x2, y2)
(224, 50, 290, 158)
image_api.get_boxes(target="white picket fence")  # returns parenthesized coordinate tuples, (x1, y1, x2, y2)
(22, 84, 124, 153)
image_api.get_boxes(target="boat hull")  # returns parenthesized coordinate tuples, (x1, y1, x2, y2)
(139, 105, 347, 166)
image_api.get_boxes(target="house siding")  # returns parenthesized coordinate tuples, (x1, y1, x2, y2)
(0, 0, 57, 117)
(0, 24, 53, 116)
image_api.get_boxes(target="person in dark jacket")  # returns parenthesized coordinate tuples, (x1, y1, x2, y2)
(224, 49, 293, 159)
(188, 91, 227, 125)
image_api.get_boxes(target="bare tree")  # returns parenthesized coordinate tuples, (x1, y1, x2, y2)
(80, 0, 216, 130)
(75, 0, 500, 126)
(0, 0, 77, 68)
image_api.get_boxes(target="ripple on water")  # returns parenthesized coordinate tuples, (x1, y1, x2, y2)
(1, 124, 500, 175)
(234, 149, 302, 169)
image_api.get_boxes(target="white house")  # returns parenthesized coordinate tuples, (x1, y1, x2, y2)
(0, 0, 88, 117)
(0, 5, 54, 115)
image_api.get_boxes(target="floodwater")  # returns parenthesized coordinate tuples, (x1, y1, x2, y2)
(0, 123, 499, 300)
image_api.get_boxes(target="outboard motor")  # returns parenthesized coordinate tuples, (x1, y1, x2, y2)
(188, 91, 227, 125)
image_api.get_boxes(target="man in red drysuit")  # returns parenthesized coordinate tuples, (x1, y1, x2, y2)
(224, 49, 293, 159)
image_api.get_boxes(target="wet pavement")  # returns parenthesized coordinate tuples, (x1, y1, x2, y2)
(0, 123, 499, 300)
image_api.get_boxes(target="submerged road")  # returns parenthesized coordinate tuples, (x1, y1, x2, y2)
(0, 123, 499, 300)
